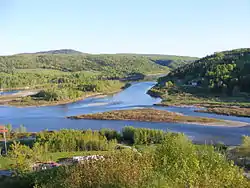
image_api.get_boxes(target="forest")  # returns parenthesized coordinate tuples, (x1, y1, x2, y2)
(159, 48, 250, 95)
(0, 51, 197, 105)
(0, 127, 249, 188)
(0, 51, 198, 76)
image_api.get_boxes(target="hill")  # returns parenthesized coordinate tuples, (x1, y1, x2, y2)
(18, 49, 84, 55)
(0, 51, 197, 77)
(116, 53, 198, 69)
(0, 54, 168, 77)
(159, 48, 250, 95)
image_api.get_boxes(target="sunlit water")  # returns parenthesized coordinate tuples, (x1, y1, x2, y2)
(0, 81, 250, 145)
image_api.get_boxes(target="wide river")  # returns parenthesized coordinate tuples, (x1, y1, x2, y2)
(1, 82, 250, 145)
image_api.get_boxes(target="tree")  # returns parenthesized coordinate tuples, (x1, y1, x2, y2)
(9, 141, 35, 174)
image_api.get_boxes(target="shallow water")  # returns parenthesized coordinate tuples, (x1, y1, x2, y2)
(0, 90, 20, 96)
(1, 82, 250, 145)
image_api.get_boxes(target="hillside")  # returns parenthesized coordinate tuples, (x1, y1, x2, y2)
(0, 54, 168, 77)
(116, 53, 198, 69)
(0, 51, 197, 77)
(18, 49, 84, 55)
(159, 48, 250, 95)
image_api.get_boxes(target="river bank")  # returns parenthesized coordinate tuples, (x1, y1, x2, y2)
(148, 86, 250, 117)
(67, 108, 247, 127)
(0, 89, 123, 107)
(0, 82, 132, 107)
(195, 107, 250, 118)
(1, 81, 250, 146)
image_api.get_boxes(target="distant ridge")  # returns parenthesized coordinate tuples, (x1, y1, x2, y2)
(18, 49, 85, 55)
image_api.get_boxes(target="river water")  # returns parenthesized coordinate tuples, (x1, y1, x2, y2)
(0, 82, 250, 145)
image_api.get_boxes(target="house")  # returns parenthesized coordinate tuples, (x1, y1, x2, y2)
(191, 81, 197, 86)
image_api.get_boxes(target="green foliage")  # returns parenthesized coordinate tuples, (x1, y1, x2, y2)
(165, 80, 174, 88)
(242, 136, 250, 148)
(3, 133, 249, 188)
(9, 141, 35, 174)
(30, 150, 154, 188)
(122, 126, 166, 145)
(161, 48, 250, 95)
(0, 54, 168, 76)
(153, 134, 249, 187)
(36, 129, 117, 152)
(148, 54, 198, 69)
(99, 128, 121, 141)
(15, 125, 27, 133)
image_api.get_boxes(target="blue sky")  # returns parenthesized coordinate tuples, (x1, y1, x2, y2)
(0, 0, 249, 57)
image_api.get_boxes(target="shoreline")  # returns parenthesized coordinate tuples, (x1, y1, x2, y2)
(69, 117, 248, 127)
(148, 88, 250, 118)
(0, 89, 122, 108)
(67, 108, 248, 127)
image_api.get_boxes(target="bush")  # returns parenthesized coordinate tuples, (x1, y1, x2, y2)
(242, 136, 250, 148)
(13, 150, 155, 188)
(99, 128, 121, 141)
(153, 133, 249, 187)
(122, 126, 166, 145)
(2, 132, 250, 188)
(36, 129, 117, 152)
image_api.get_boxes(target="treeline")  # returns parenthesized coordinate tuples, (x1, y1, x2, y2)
(0, 54, 168, 75)
(2, 131, 249, 188)
(0, 70, 123, 89)
(31, 80, 123, 101)
(35, 129, 117, 152)
(0, 69, 125, 103)
(159, 48, 250, 95)
(3, 127, 169, 151)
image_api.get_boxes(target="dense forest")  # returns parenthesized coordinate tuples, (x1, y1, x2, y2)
(0, 50, 197, 76)
(159, 48, 250, 95)
(0, 50, 197, 104)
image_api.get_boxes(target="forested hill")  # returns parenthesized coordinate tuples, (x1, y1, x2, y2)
(160, 48, 250, 94)
(18, 49, 84, 55)
(0, 52, 197, 77)
(117, 53, 198, 69)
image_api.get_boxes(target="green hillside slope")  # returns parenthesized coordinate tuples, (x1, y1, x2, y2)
(0, 51, 197, 76)
(117, 53, 198, 69)
(159, 48, 250, 95)
(0, 54, 167, 76)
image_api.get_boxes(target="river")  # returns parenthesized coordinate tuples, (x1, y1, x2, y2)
(0, 82, 250, 145)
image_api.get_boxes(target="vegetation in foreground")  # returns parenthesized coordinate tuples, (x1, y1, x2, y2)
(67, 108, 241, 126)
(0, 127, 250, 188)
(0, 127, 249, 188)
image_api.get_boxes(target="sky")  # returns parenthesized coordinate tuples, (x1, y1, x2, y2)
(0, 0, 249, 57)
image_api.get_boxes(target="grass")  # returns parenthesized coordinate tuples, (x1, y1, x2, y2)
(196, 107, 250, 117)
(149, 85, 250, 117)
(68, 108, 232, 125)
